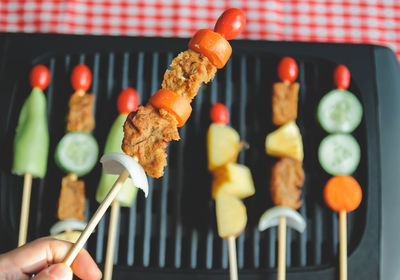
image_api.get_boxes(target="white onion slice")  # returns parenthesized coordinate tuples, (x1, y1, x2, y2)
(50, 219, 87, 235)
(100, 152, 149, 197)
(258, 206, 306, 233)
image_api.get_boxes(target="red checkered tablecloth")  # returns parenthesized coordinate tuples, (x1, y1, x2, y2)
(0, 0, 399, 61)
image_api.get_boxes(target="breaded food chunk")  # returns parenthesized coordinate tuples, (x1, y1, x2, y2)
(270, 157, 304, 209)
(162, 49, 216, 100)
(272, 82, 300, 126)
(57, 174, 85, 221)
(122, 104, 180, 178)
(67, 92, 95, 133)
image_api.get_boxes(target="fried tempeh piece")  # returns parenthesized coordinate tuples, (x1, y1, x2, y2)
(270, 157, 305, 210)
(123, 50, 217, 178)
(272, 82, 300, 126)
(66, 91, 95, 133)
(122, 104, 180, 178)
(57, 174, 86, 221)
(162, 49, 217, 100)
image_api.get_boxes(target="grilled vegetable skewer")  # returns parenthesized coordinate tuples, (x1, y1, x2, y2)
(13, 65, 51, 246)
(260, 57, 306, 280)
(208, 103, 255, 280)
(62, 7, 246, 268)
(51, 64, 98, 242)
(318, 65, 364, 280)
(98, 88, 140, 280)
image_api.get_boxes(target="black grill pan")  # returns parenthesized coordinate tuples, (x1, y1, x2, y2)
(0, 33, 397, 279)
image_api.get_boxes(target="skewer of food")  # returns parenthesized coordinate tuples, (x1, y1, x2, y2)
(62, 7, 247, 267)
(13, 65, 51, 246)
(207, 103, 255, 280)
(50, 64, 99, 242)
(96, 88, 140, 280)
(317, 65, 363, 280)
(259, 57, 306, 280)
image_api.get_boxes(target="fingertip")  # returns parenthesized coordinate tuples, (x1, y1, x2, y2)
(48, 264, 73, 280)
(33, 263, 72, 280)
(71, 249, 102, 280)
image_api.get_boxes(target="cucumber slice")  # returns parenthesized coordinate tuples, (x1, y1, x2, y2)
(55, 132, 99, 176)
(317, 89, 363, 133)
(318, 134, 360, 175)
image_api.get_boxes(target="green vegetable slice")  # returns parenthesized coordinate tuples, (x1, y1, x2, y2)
(318, 133, 361, 175)
(317, 89, 363, 133)
(55, 132, 98, 176)
(12, 88, 49, 178)
(96, 114, 138, 206)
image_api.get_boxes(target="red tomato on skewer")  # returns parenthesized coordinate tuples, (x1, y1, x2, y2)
(30, 65, 51, 90)
(210, 103, 229, 125)
(71, 64, 92, 92)
(278, 57, 298, 83)
(214, 8, 246, 40)
(117, 87, 140, 114)
(334, 65, 351, 90)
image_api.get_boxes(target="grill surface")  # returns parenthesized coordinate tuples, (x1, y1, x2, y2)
(0, 34, 381, 279)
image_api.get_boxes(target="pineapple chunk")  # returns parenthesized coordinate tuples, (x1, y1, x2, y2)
(216, 192, 247, 238)
(207, 123, 241, 171)
(265, 121, 304, 161)
(52, 230, 81, 243)
(212, 163, 255, 199)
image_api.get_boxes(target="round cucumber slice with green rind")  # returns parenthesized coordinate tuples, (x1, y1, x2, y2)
(318, 133, 360, 175)
(317, 89, 363, 133)
(55, 132, 99, 176)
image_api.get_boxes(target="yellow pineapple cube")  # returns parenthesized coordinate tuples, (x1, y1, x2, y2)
(216, 192, 247, 238)
(207, 123, 241, 171)
(212, 163, 255, 199)
(265, 121, 304, 161)
(52, 230, 81, 243)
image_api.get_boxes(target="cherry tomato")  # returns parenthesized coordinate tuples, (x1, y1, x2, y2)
(214, 8, 246, 40)
(71, 64, 92, 92)
(210, 103, 229, 124)
(334, 65, 350, 90)
(277, 57, 298, 83)
(117, 87, 140, 114)
(30, 65, 51, 90)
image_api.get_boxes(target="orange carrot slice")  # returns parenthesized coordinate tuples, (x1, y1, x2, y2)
(324, 175, 362, 212)
(149, 89, 192, 127)
(188, 29, 232, 69)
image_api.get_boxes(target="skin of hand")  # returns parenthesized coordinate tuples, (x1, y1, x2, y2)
(0, 237, 102, 280)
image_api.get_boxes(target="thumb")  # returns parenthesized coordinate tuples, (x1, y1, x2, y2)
(33, 264, 73, 280)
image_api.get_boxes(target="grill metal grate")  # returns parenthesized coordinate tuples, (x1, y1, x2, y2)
(0, 34, 379, 280)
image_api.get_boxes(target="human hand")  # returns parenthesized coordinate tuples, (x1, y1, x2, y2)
(0, 237, 102, 280)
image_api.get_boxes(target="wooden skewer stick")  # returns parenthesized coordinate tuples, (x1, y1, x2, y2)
(227, 236, 238, 280)
(63, 169, 129, 266)
(277, 216, 287, 280)
(18, 173, 33, 247)
(339, 210, 347, 280)
(104, 200, 120, 280)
